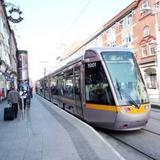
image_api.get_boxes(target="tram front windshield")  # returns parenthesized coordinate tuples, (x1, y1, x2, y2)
(101, 51, 149, 106)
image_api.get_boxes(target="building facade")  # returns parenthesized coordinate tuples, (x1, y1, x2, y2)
(64, 0, 160, 101)
(0, 1, 18, 99)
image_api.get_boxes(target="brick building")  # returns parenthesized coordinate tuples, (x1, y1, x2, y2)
(0, 0, 18, 98)
(64, 0, 160, 101)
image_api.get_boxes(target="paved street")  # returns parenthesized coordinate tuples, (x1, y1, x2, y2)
(0, 94, 125, 160)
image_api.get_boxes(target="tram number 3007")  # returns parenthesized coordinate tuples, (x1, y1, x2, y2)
(87, 62, 96, 68)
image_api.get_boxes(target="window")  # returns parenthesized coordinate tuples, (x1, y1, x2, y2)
(108, 41, 116, 47)
(142, 46, 148, 57)
(101, 51, 149, 105)
(64, 77, 73, 98)
(85, 61, 115, 105)
(145, 74, 156, 89)
(149, 44, 156, 55)
(142, 0, 149, 8)
(143, 26, 150, 37)
(107, 27, 116, 47)
(50, 77, 58, 95)
(128, 14, 133, 25)
(62, 70, 74, 98)
(122, 33, 133, 46)
(119, 14, 133, 29)
(140, 0, 151, 14)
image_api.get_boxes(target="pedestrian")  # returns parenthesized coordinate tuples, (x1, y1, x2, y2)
(19, 87, 28, 110)
(8, 86, 20, 118)
(0, 89, 3, 103)
(29, 86, 33, 98)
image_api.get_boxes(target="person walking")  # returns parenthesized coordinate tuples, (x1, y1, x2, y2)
(8, 86, 20, 118)
(0, 89, 3, 103)
(29, 86, 33, 98)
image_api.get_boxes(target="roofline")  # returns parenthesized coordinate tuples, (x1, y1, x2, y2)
(65, 1, 141, 57)
(103, 0, 140, 29)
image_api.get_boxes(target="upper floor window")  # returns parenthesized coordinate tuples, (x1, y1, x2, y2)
(107, 27, 116, 39)
(149, 43, 156, 55)
(143, 26, 150, 37)
(122, 33, 133, 46)
(142, 45, 148, 57)
(128, 14, 133, 25)
(140, 0, 151, 14)
(119, 14, 133, 29)
(108, 41, 116, 47)
(142, 0, 149, 8)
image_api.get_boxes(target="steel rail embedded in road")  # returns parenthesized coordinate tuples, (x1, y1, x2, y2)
(98, 130, 158, 160)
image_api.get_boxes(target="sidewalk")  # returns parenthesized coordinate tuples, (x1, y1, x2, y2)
(0, 94, 125, 160)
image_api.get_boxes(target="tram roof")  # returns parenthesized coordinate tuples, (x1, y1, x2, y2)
(58, 47, 132, 67)
(88, 47, 132, 53)
(38, 47, 132, 80)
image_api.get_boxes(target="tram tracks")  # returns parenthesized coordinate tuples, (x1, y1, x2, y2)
(150, 116, 160, 121)
(106, 131, 155, 160)
(143, 128, 160, 136)
(150, 109, 160, 120)
(98, 129, 160, 160)
(151, 109, 160, 113)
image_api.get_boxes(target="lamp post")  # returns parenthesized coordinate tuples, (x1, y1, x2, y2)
(40, 61, 48, 77)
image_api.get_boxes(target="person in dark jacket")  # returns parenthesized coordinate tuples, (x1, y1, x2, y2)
(8, 87, 20, 118)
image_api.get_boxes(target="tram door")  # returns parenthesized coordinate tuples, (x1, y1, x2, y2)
(74, 67, 83, 117)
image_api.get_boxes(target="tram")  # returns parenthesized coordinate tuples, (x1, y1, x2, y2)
(36, 47, 150, 130)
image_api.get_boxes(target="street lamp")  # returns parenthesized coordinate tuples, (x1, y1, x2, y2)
(40, 61, 48, 77)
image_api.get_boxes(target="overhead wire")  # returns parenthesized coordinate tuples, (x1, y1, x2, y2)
(59, 0, 92, 45)
(65, 0, 92, 33)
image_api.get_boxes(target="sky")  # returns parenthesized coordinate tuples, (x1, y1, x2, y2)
(6, 0, 134, 82)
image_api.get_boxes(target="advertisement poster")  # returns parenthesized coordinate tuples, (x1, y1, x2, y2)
(17, 50, 29, 81)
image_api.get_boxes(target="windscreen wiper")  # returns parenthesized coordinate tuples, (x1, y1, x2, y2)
(116, 80, 140, 108)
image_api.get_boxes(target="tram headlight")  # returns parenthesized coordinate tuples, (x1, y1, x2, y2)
(121, 107, 131, 113)
(144, 104, 150, 110)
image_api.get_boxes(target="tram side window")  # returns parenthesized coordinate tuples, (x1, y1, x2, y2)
(40, 81, 43, 93)
(61, 78, 65, 96)
(65, 77, 74, 98)
(62, 70, 74, 99)
(57, 76, 64, 96)
(50, 77, 58, 95)
(43, 79, 48, 91)
(85, 61, 115, 105)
